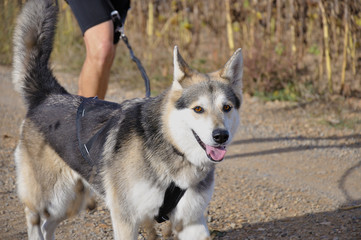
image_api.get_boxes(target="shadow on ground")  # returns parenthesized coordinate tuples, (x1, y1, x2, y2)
(228, 134, 361, 202)
(212, 206, 361, 239)
(218, 134, 361, 239)
(228, 134, 361, 159)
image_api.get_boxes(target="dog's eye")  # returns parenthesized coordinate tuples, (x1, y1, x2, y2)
(223, 105, 232, 112)
(193, 106, 204, 113)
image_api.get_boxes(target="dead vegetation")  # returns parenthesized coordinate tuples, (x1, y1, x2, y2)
(1, 0, 360, 98)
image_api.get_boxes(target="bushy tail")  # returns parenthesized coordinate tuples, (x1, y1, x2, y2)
(12, 0, 68, 108)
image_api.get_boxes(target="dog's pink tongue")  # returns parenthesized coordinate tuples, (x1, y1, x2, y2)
(205, 145, 227, 161)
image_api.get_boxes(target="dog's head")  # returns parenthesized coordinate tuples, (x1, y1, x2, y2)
(164, 46, 243, 166)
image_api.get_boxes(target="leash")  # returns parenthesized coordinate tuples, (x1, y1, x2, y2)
(120, 32, 151, 98)
(110, 6, 151, 98)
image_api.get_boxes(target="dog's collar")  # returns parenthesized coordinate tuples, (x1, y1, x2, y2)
(154, 182, 186, 223)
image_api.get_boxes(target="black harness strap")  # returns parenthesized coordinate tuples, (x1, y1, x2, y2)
(76, 97, 120, 166)
(155, 182, 187, 223)
(76, 97, 93, 164)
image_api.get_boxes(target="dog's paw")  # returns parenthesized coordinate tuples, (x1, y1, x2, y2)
(175, 222, 210, 240)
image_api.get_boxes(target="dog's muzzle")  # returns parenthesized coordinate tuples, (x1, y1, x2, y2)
(192, 130, 227, 162)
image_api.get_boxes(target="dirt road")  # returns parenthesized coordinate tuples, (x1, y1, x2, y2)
(1, 66, 360, 239)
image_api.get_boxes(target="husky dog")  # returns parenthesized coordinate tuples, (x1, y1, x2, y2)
(12, 0, 243, 239)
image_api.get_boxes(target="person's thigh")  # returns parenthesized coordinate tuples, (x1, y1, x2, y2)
(83, 20, 114, 52)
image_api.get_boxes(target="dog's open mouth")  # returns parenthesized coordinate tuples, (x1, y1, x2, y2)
(192, 130, 226, 162)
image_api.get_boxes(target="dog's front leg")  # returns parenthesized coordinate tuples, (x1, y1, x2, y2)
(171, 171, 215, 240)
(175, 215, 210, 240)
(109, 209, 138, 240)
(172, 189, 212, 240)
(106, 188, 138, 240)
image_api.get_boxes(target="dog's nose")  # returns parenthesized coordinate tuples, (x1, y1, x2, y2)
(212, 129, 229, 144)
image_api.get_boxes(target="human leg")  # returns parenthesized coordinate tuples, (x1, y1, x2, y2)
(78, 20, 116, 99)
(67, 0, 118, 99)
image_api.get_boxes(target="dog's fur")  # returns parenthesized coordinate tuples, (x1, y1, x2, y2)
(12, 0, 243, 239)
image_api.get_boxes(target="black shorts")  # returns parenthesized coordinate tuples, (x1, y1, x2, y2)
(67, 0, 130, 35)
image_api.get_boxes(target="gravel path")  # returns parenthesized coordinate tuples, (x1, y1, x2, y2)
(1, 66, 360, 239)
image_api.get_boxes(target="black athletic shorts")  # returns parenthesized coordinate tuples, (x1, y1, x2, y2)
(67, 0, 130, 36)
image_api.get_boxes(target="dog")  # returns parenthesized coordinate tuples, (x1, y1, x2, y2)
(12, 0, 243, 239)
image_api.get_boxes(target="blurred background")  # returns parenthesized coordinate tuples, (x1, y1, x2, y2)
(1, 0, 360, 100)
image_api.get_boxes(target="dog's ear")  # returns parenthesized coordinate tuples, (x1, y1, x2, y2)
(220, 48, 243, 92)
(172, 46, 192, 90)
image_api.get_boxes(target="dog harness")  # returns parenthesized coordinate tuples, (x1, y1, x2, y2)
(76, 97, 186, 223)
(155, 182, 186, 223)
(76, 97, 121, 166)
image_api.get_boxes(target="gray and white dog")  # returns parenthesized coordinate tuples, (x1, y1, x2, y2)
(12, 0, 243, 239)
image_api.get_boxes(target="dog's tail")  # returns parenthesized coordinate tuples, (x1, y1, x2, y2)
(12, 0, 68, 107)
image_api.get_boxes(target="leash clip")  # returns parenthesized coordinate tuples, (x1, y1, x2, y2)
(111, 10, 124, 36)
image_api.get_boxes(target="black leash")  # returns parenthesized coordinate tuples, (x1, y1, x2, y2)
(110, 8, 151, 98)
(120, 32, 151, 98)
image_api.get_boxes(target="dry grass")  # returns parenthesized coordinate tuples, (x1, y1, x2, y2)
(1, 0, 361, 98)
